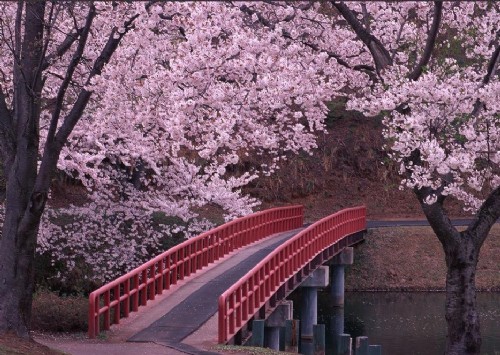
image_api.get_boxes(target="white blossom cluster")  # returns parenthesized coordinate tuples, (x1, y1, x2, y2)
(1, 1, 497, 284)
(1, 2, 352, 283)
(346, 2, 499, 211)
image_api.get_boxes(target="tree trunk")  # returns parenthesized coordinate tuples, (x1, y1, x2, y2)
(0, 193, 43, 337)
(0, 1, 46, 337)
(415, 187, 500, 355)
(443, 235, 481, 355)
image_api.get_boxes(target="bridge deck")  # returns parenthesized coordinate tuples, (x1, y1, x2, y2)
(125, 228, 304, 354)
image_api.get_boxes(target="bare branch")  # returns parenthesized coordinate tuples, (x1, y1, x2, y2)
(332, 1, 393, 74)
(468, 186, 500, 248)
(408, 1, 442, 81)
(236, 1, 376, 78)
(0, 85, 14, 165)
(414, 185, 460, 248)
(360, 3, 370, 31)
(471, 38, 500, 116)
(34, 1, 57, 91)
(54, 13, 140, 147)
(390, 17, 408, 61)
(41, 30, 79, 71)
(45, 5, 96, 146)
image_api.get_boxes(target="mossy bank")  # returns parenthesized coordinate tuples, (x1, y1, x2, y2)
(345, 225, 500, 292)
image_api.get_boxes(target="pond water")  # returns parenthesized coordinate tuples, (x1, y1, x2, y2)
(289, 290, 500, 355)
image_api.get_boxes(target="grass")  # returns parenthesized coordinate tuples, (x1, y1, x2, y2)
(0, 335, 67, 355)
(346, 225, 500, 291)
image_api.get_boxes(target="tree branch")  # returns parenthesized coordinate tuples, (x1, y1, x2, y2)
(41, 30, 80, 71)
(237, 2, 376, 78)
(390, 17, 408, 61)
(408, 1, 442, 81)
(12, 0, 23, 135)
(35, 6, 142, 196)
(471, 39, 500, 116)
(238, 3, 275, 29)
(53, 12, 139, 147)
(468, 186, 500, 248)
(483, 39, 500, 85)
(45, 5, 95, 146)
(332, 1, 393, 74)
(281, 29, 377, 79)
(414, 186, 460, 248)
(0, 85, 14, 165)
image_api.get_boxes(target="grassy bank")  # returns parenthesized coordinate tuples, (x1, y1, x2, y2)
(345, 225, 500, 291)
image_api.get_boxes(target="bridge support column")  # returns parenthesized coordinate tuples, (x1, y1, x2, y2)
(264, 301, 292, 350)
(299, 266, 329, 340)
(328, 247, 353, 306)
(285, 319, 300, 352)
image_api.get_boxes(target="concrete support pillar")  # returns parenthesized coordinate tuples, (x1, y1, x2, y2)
(331, 266, 345, 305)
(338, 333, 352, 355)
(285, 319, 299, 352)
(299, 266, 329, 340)
(331, 306, 344, 354)
(329, 247, 353, 306)
(368, 344, 382, 355)
(355, 336, 369, 355)
(264, 326, 280, 350)
(252, 320, 265, 347)
(264, 301, 292, 350)
(301, 338, 313, 355)
(313, 324, 326, 355)
(300, 287, 317, 339)
(279, 326, 285, 351)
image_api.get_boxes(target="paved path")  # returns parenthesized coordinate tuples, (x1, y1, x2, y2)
(366, 219, 475, 228)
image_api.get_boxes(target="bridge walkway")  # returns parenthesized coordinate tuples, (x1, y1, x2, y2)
(129, 227, 304, 354)
(37, 228, 304, 355)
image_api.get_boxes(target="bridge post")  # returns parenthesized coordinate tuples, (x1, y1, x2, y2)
(331, 305, 345, 354)
(299, 266, 329, 340)
(355, 336, 369, 355)
(368, 344, 382, 355)
(264, 301, 292, 350)
(314, 324, 326, 354)
(252, 320, 265, 347)
(285, 319, 300, 352)
(338, 333, 352, 355)
(328, 247, 353, 306)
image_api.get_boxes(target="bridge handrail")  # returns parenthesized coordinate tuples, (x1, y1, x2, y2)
(88, 205, 304, 338)
(218, 205, 366, 344)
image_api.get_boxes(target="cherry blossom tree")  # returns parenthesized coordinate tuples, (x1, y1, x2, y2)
(0, 3, 497, 353)
(35, 2, 349, 283)
(0, 1, 345, 336)
(331, 2, 499, 354)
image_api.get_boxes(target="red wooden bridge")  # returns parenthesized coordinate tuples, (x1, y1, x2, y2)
(87, 205, 366, 350)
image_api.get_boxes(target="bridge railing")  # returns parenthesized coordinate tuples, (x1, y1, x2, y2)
(218, 206, 366, 344)
(88, 205, 304, 338)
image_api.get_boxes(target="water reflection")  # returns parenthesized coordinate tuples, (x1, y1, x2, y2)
(290, 290, 500, 355)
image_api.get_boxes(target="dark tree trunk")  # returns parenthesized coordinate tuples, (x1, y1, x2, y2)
(443, 235, 481, 355)
(417, 187, 500, 355)
(0, 2, 140, 337)
(0, 1, 46, 337)
(334, 3, 499, 354)
(0, 193, 44, 337)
